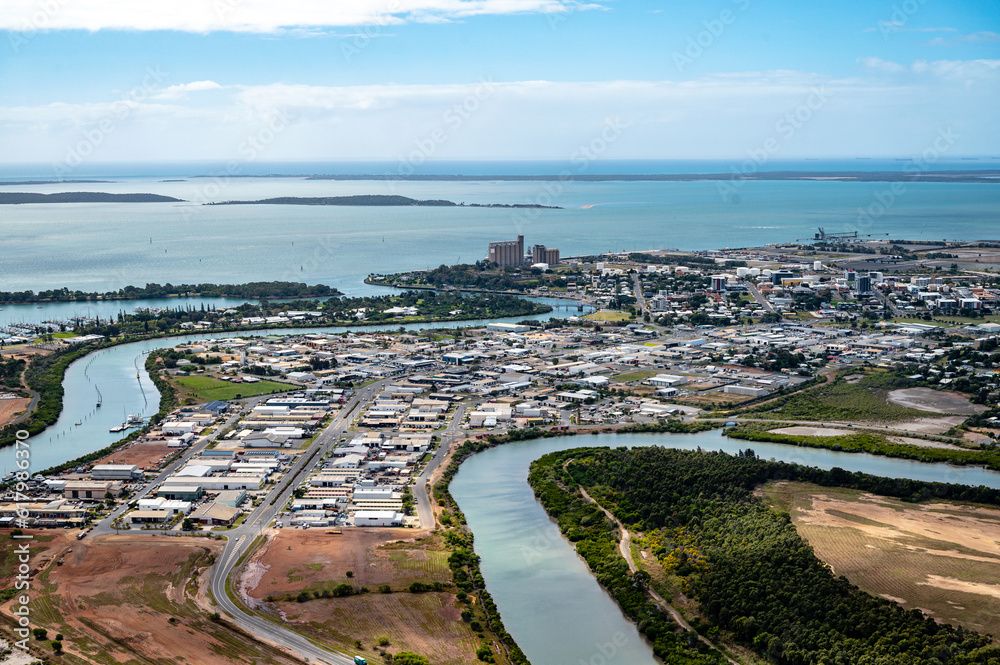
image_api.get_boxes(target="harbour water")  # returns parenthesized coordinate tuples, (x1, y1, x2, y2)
(3, 172, 999, 295)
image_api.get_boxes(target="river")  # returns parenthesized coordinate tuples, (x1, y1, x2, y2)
(449, 430, 1000, 665)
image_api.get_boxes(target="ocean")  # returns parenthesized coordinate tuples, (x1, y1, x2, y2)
(1, 160, 999, 297)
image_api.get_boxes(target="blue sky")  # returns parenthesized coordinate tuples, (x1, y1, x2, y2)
(1, 0, 998, 165)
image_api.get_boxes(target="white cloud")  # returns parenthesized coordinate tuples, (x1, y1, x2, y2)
(1, 65, 998, 164)
(960, 31, 1000, 43)
(153, 81, 223, 100)
(0, 0, 600, 33)
(857, 57, 906, 74)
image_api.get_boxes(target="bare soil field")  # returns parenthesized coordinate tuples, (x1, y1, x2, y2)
(243, 528, 484, 665)
(7, 534, 305, 665)
(888, 387, 988, 416)
(771, 426, 853, 437)
(890, 415, 968, 434)
(0, 397, 30, 427)
(90, 439, 177, 470)
(762, 481, 1000, 637)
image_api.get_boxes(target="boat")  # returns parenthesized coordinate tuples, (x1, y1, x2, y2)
(109, 424, 128, 433)
(126, 413, 143, 425)
(75, 421, 82, 426)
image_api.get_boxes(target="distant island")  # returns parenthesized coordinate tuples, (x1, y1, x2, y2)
(0, 179, 112, 186)
(0, 281, 341, 305)
(0, 192, 183, 204)
(208, 194, 560, 208)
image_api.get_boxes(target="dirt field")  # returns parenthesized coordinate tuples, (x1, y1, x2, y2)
(762, 482, 1000, 637)
(90, 439, 177, 470)
(891, 415, 968, 434)
(0, 397, 30, 427)
(5, 534, 305, 665)
(242, 528, 483, 665)
(888, 388, 988, 416)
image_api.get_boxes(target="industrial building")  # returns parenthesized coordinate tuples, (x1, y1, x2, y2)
(532, 244, 560, 266)
(488, 235, 525, 267)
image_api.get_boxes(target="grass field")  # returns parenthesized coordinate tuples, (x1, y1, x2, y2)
(51, 331, 78, 339)
(584, 310, 632, 322)
(614, 369, 662, 383)
(172, 374, 295, 402)
(762, 481, 1000, 637)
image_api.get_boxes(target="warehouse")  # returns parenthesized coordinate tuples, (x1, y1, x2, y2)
(91, 464, 143, 481)
(353, 510, 405, 527)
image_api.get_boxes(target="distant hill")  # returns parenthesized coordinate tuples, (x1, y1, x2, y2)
(210, 194, 558, 208)
(0, 192, 183, 204)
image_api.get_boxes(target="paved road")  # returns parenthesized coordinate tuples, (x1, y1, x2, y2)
(743, 280, 775, 313)
(413, 400, 474, 529)
(205, 379, 393, 664)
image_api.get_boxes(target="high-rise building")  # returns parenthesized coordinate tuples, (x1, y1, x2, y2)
(856, 275, 872, 293)
(488, 235, 525, 267)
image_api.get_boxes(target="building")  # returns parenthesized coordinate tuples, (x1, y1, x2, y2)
(710, 275, 727, 292)
(856, 275, 872, 294)
(189, 503, 240, 525)
(354, 510, 405, 527)
(532, 244, 560, 266)
(91, 464, 143, 481)
(723, 384, 771, 397)
(647, 374, 688, 388)
(488, 235, 525, 267)
(63, 481, 123, 499)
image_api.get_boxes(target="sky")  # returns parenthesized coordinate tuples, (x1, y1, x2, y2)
(0, 0, 998, 167)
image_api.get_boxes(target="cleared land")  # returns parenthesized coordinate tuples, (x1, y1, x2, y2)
(887, 388, 988, 416)
(762, 482, 1000, 637)
(242, 528, 483, 665)
(8, 534, 305, 665)
(172, 374, 295, 402)
(0, 397, 30, 427)
(90, 439, 177, 470)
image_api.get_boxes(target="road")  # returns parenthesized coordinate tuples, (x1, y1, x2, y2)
(743, 280, 775, 313)
(206, 379, 391, 665)
(631, 272, 649, 315)
(412, 400, 473, 529)
(872, 288, 903, 317)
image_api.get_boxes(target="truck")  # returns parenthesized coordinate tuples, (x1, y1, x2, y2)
(354, 657, 367, 665)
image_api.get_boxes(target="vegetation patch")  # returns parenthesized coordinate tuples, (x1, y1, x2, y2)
(531, 447, 1000, 665)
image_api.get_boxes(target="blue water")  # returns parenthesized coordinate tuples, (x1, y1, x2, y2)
(2, 175, 999, 294)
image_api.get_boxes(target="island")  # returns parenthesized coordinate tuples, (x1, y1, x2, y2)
(208, 194, 560, 208)
(0, 281, 341, 305)
(0, 192, 183, 204)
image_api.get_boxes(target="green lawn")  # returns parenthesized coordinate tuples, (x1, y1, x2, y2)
(173, 375, 295, 402)
(51, 331, 78, 338)
(614, 369, 662, 383)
